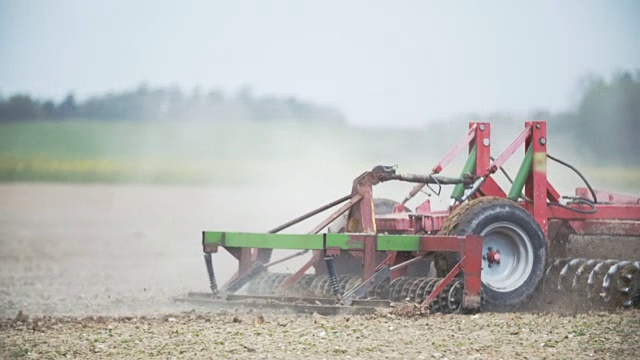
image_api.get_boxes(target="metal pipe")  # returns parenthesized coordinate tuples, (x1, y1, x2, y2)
(402, 182, 427, 205)
(488, 124, 532, 175)
(389, 255, 426, 272)
(263, 250, 309, 268)
(508, 144, 533, 201)
(491, 155, 531, 202)
(268, 195, 362, 286)
(308, 195, 363, 234)
(460, 177, 486, 202)
(260, 196, 362, 269)
(267, 194, 352, 234)
(451, 145, 477, 201)
(386, 174, 474, 185)
(402, 125, 478, 205)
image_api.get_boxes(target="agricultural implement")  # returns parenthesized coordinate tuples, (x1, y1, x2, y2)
(180, 121, 640, 314)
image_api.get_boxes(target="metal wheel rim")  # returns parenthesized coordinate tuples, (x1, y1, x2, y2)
(480, 222, 534, 292)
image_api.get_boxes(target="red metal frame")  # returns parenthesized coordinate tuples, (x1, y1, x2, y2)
(219, 233, 484, 310)
(216, 120, 639, 310)
(432, 124, 478, 174)
(372, 120, 640, 241)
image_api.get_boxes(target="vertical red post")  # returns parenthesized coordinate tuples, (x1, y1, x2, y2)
(359, 193, 376, 233)
(526, 121, 549, 237)
(225, 246, 254, 275)
(350, 172, 376, 233)
(475, 122, 506, 197)
(239, 247, 253, 274)
(474, 122, 491, 177)
(362, 235, 377, 280)
(461, 235, 483, 308)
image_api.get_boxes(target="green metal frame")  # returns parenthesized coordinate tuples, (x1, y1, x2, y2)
(507, 143, 533, 201)
(203, 231, 423, 252)
(450, 145, 477, 200)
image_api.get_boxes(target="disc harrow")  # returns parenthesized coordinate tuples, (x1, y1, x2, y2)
(544, 258, 640, 308)
(241, 272, 470, 313)
(183, 121, 640, 315)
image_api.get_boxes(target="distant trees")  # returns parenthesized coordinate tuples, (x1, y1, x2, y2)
(0, 94, 41, 120)
(572, 70, 640, 165)
(0, 92, 77, 120)
(1, 71, 638, 165)
(0, 84, 345, 124)
(447, 70, 640, 166)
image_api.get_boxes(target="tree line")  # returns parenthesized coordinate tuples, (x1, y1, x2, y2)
(1, 71, 638, 165)
(571, 71, 640, 166)
(0, 84, 345, 123)
(444, 70, 640, 166)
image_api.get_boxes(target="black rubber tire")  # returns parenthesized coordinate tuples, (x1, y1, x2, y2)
(438, 197, 547, 308)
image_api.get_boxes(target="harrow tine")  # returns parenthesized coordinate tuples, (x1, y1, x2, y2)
(545, 258, 569, 278)
(602, 261, 630, 302)
(572, 259, 599, 290)
(621, 261, 640, 307)
(603, 261, 630, 291)
(342, 266, 390, 306)
(626, 261, 640, 281)
(447, 280, 464, 313)
(587, 259, 618, 298)
(204, 252, 218, 295)
(620, 287, 631, 294)
(324, 256, 341, 297)
(558, 258, 586, 290)
(545, 257, 640, 309)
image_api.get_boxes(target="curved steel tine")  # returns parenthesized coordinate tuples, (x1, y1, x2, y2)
(588, 260, 618, 286)
(587, 260, 618, 299)
(624, 261, 640, 280)
(558, 258, 586, 290)
(603, 261, 630, 291)
(546, 258, 569, 278)
(602, 261, 630, 302)
(572, 259, 599, 289)
(621, 261, 640, 307)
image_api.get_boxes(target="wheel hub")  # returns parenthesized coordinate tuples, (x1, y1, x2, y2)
(480, 222, 534, 293)
(484, 247, 501, 267)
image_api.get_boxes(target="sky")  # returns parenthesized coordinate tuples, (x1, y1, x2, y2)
(1, 0, 639, 126)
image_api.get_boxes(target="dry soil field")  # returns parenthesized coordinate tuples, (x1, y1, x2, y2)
(1, 183, 639, 359)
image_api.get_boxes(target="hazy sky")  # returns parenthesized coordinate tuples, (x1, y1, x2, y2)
(1, 0, 639, 126)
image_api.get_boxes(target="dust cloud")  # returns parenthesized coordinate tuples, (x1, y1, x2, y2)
(1, 120, 638, 317)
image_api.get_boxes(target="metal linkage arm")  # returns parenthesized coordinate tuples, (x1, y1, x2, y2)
(203, 231, 484, 310)
(384, 173, 476, 185)
(268, 194, 353, 234)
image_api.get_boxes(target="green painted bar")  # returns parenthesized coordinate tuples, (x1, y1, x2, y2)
(325, 233, 362, 249)
(451, 145, 477, 200)
(203, 231, 325, 250)
(508, 144, 533, 201)
(205, 232, 425, 252)
(377, 235, 422, 251)
(203, 231, 224, 245)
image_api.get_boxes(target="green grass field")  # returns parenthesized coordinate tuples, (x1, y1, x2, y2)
(0, 120, 638, 193)
(0, 120, 438, 185)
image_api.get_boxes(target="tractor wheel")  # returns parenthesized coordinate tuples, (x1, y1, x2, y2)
(437, 197, 547, 308)
(328, 198, 417, 275)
